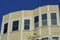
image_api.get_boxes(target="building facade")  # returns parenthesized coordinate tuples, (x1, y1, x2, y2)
(0, 5, 60, 40)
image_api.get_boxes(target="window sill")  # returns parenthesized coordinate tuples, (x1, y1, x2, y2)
(50, 25, 59, 28)
(41, 26, 48, 28)
(23, 30, 31, 32)
(11, 30, 20, 33)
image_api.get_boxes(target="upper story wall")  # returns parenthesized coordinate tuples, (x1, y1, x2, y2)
(33, 5, 59, 27)
(3, 5, 59, 24)
(33, 8, 39, 16)
(1, 10, 34, 34)
(1, 5, 59, 35)
(33, 5, 59, 15)
(3, 10, 33, 25)
(1, 5, 60, 40)
(49, 5, 58, 12)
(24, 10, 33, 17)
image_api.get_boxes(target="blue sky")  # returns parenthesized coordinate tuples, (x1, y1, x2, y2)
(0, 0, 60, 31)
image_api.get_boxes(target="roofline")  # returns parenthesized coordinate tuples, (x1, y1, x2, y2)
(3, 5, 59, 17)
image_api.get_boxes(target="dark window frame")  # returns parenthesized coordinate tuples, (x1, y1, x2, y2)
(34, 16, 39, 23)
(34, 16, 39, 28)
(12, 20, 19, 31)
(3, 23, 8, 34)
(24, 19, 30, 30)
(51, 13, 57, 25)
(42, 14, 47, 26)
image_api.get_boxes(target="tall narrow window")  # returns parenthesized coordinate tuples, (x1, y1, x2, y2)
(3, 23, 8, 34)
(34, 16, 39, 28)
(24, 19, 30, 30)
(12, 20, 19, 31)
(52, 37, 59, 40)
(42, 14, 47, 26)
(51, 13, 57, 25)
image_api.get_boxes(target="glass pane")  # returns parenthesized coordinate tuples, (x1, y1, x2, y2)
(34, 16, 39, 23)
(42, 14, 47, 20)
(24, 19, 30, 30)
(3, 23, 8, 34)
(51, 19, 57, 25)
(52, 37, 59, 40)
(51, 13, 56, 19)
(35, 22, 39, 28)
(24, 20, 30, 24)
(34, 16, 39, 28)
(42, 20, 47, 26)
(12, 20, 19, 31)
(42, 14, 47, 26)
(24, 25, 30, 30)
(51, 13, 57, 25)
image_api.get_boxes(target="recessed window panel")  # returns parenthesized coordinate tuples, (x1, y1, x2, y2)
(51, 13, 57, 25)
(12, 20, 19, 31)
(42, 14, 47, 20)
(42, 14, 47, 26)
(3, 23, 8, 34)
(24, 20, 30, 30)
(24, 20, 30, 24)
(34, 16, 39, 28)
(51, 13, 56, 19)
(42, 20, 47, 26)
(34, 16, 39, 23)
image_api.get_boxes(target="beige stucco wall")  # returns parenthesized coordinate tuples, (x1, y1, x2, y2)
(22, 30, 33, 40)
(1, 34, 7, 40)
(11, 11, 22, 19)
(33, 28, 40, 37)
(9, 31, 20, 40)
(41, 27, 49, 36)
(41, 6, 48, 13)
(49, 5, 58, 12)
(24, 10, 33, 17)
(33, 8, 39, 16)
(3, 14, 10, 22)
(50, 26, 60, 36)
